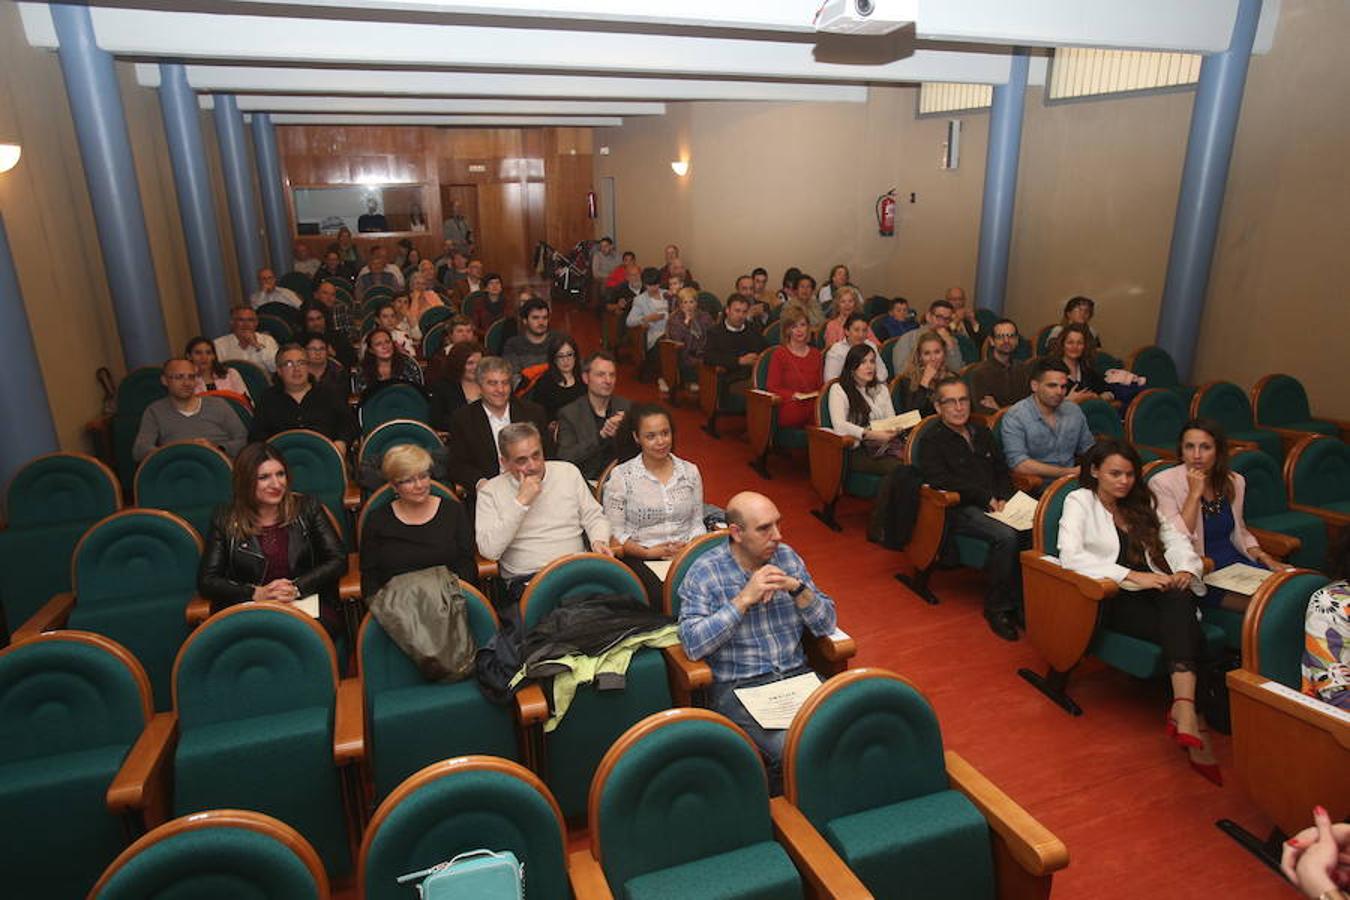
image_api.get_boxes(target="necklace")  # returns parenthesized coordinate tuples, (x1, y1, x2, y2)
(1201, 495, 1225, 516)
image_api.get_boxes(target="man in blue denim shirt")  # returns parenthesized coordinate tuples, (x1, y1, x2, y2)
(1000, 358, 1094, 490)
(678, 492, 836, 789)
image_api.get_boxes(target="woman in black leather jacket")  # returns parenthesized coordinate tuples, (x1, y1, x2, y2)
(198, 442, 347, 638)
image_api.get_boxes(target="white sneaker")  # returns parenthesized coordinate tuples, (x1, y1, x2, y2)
(657, 378, 670, 393)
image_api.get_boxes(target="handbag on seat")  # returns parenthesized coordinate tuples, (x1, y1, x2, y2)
(397, 849, 523, 899)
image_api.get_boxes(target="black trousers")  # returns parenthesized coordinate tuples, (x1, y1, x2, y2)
(1104, 587, 1207, 671)
(948, 505, 1030, 614)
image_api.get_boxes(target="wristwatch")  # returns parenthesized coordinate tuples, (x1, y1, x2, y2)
(788, 579, 809, 598)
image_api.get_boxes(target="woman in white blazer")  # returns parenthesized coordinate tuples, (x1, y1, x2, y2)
(1058, 438, 1220, 785)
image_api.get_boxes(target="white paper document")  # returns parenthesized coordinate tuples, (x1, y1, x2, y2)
(1203, 563, 1275, 596)
(643, 559, 673, 583)
(293, 594, 321, 618)
(733, 672, 822, 730)
(985, 491, 1038, 531)
(869, 410, 922, 433)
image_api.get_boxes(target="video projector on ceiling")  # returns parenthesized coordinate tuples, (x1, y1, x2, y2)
(814, 0, 916, 36)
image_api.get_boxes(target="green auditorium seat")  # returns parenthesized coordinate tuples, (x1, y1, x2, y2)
(361, 757, 572, 900)
(485, 317, 510, 356)
(359, 383, 431, 435)
(805, 380, 885, 532)
(781, 669, 1069, 899)
(1124, 387, 1188, 460)
(164, 604, 360, 880)
(1127, 345, 1194, 403)
(697, 339, 753, 439)
(133, 441, 232, 540)
(278, 271, 314, 303)
(570, 708, 859, 899)
(256, 313, 294, 346)
(91, 809, 330, 900)
(417, 304, 453, 336)
(1284, 434, 1350, 543)
(1250, 373, 1350, 453)
(1223, 571, 1350, 862)
(356, 584, 521, 804)
(108, 366, 167, 490)
(1018, 475, 1226, 716)
(1190, 381, 1283, 459)
(0, 452, 121, 636)
(1230, 449, 1326, 570)
(746, 349, 809, 479)
(356, 418, 443, 478)
(420, 321, 450, 359)
(517, 553, 679, 821)
(16, 509, 203, 710)
(267, 429, 359, 546)
(0, 632, 156, 899)
(697, 290, 723, 317)
(223, 359, 271, 406)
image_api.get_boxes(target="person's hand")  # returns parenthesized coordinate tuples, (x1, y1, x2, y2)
(738, 352, 759, 365)
(1184, 465, 1207, 497)
(735, 564, 785, 611)
(863, 428, 898, 443)
(516, 473, 543, 507)
(989, 498, 1007, 513)
(1125, 571, 1171, 590)
(920, 363, 942, 386)
(1282, 806, 1350, 897)
(1166, 571, 1194, 591)
(599, 412, 625, 439)
(253, 579, 299, 603)
(981, 394, 999, 412)
(592, 540, 615, 558)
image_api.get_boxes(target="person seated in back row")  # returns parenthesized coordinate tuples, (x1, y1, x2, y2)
(822, 312, 888, 383)
(445, 356, 551, 501)
(874, 296, 918, 341)
(250, 344, 357, 456)
(891, 330, 954, 418)
(501, 296, 558, 382)
(890, 298, 963, 379)
(703, 294, 767, 405)
(556, 351, 637, 481)
(1000, 358, 1094, 490)
(133, 357, 249, 462)
(969, 318, 1029, 412)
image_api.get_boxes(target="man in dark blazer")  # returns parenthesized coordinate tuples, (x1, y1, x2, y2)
(445, 356, 551, 496)
(556, 351, 637, 480)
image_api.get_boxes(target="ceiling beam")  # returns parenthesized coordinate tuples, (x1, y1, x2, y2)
(255, 114, 623, 126)
(133, 64, 872, 102)
(199, 95, 665, 115)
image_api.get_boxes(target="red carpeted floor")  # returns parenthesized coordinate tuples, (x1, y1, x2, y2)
(342, 300, 1294, 899)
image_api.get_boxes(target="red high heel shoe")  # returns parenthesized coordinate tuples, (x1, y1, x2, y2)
(1166, 698, 1204, 750)
(1188, 757, 1223, 786)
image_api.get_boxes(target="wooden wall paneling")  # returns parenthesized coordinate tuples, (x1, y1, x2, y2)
(479, 180, 531, 286)
(545, 151, 594, 251)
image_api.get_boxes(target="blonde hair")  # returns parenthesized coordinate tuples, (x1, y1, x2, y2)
(676, 286, 698, 306)
(382, 444, 433, 483)
(779, 306, 811, 345)
(832, 286, 860, 317)
(900, 330, 952, 387)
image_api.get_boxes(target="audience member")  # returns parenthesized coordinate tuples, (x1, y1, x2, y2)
(603, 403, 706, 600)
(249, 344, 356, 454)
(766, 307, 824, 429)
(665, 286, 715, 386)
(775, 267, 802, 312)
(313, 248, 356, 288)
(446, 357, 550, 495)
(354, 327, 423, 396)
(874, 296, 918, 340)
(414, 257, 439, 289)
(751, 267, 771, 307)
(186, 335, 251, 401)
(249, 267, 303, 310)
(502, 297, 557, 379)
(133, 357, 249, 462)
(823, 312, 889, 383)
(665, 258, 694, 290)
(1280, 806, 1350, 899)
(1302, 535, 1350, 710)
(529, 334, 586, 424)
(658, 244, 693, 287)
(969, 318, 1028, 412)
(892, 330, 954, 417)
(441, 200, 474, 254)
(1047, 295, 1100, 347)
(605, 251, 637, 289)
(822, 285, 861, 347)
(215, 305, 280, 374)
(785, 273, 825, 328)
(827, 343, 910, 535)
(590, 236, 621, 295)
(291, 243, 319, 278)
(946, 286, 983, 350)
(335, 226, 358, 265)
(457, 258, 485, 298)
(557, 351, 637, 480)
(916, 377, 1024, 641)
(310, 279, 357, 346)
(370, 300, 416, 358)
(1049, 323, 1110, 402)
(360, 444, 477, 596)
(399, 246, 422, 278)
(627, 267, 669, 384)
(428, 341, 484, 430)
(355, 246, 404, 301)
(890, 299, 962, 377)
(469, 273, 509, 335)
(677, 491, 836, 788)
(475, 422, 611, 600)
(1150, 419, 1290, 614)
(299, 302, 356, 369)
(357, 197, 389, 233)
(301, 333, 348, 394)
(817, 264, 856, 311)
(405, 271, 445, 326)
(1001, 358, 1094, 484)
(445, 315, 476, 349)
(704, 295, 766, 404)
(1058, 438, 1217, 783)
(197, 441, 345, 637)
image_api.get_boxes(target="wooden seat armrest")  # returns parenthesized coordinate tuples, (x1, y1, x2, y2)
(1249, 527, 1301, 560)
(435, 430, 451, 443)
(342, 483, 361, 510)
(770, 797, 873, 899)
(568, 849, 615, 900)
(515, 683, 550, 727)
(1289, 503, 1350, 530)
(1019, 553, 1119, 601)
(340, 552, 362, 603)
(807, 426, 856, 450)
(476, 554, 499, 581)
(747, 388, 782, 407)
(1227, 669, 1350, 746)
(806, 629, 856, 664)
(333, 677, 364, 765)
(945, 750, 1069, 877)
(185, 595, 213, 628)
(1229, 438, 1260, 454)
(1010, 472, 1044, 495)
(919, 485, 961, 508)
(12, 592, 75, 642)
(107, 712, 178, 821)
(661, 644, 714, 706)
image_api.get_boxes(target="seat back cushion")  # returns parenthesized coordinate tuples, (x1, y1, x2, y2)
(1258, 573, 1332, 688)
(7, 454, 119, 528)
(1292, 438, 1350, 508)
(1254, 375, 1312, 428)
(666, 534, 725, 618)
(1038, 478, 1079, 556)
(1197, 382, 1255, 433)
(521, 558, 646, 632)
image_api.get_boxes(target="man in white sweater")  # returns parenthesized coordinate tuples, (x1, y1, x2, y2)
(476, 422, 612, 599)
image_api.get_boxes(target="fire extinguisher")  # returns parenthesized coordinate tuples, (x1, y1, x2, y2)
(876, 189, 897, 237)
(586, 191, 597, 219)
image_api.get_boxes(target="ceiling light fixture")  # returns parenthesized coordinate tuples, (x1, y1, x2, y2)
(670, 160, 689, 177)
(0, 143, 21, 174)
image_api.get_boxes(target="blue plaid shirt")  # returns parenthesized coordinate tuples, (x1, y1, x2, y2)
(678, 542, 836, 683)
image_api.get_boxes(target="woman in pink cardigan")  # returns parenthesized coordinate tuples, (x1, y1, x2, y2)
(1149, 419, 1289, 613)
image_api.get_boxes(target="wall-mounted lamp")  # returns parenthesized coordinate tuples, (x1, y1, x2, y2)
(0, 143, 21, 174)
(670, 160, 689, 177)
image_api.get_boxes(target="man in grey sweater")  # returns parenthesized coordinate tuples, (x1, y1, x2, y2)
(132, 358, 248, 462)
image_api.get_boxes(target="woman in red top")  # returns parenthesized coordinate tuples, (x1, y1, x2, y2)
(766, 306, 824, 429)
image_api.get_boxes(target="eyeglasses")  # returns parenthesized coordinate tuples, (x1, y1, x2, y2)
(394, 472, 431, 488)
(277, 360, 307, 370)
(936, 396, 971, 407)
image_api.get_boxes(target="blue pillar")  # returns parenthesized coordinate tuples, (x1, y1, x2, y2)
(1157, 0, 1262, 380)
(159, 63, 230, 338)
(51, 3, 169, 367)
(251, 113, 292, 277)
(0, 216, 60, 485)
(973, 51, 1030, 315)
(213, 93, 264, 299)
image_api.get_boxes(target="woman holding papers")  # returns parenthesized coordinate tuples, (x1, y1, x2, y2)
(765, 306, 824, 429)
(1149, 419, 1287, 613)
(827, 342, 910, 471)
(198, 442, 346, 638)
(1058, 438, 1219, 784)
(603, 404, 706, 602)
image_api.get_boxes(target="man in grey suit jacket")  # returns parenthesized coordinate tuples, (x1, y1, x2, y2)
(555, 351, 637, 480)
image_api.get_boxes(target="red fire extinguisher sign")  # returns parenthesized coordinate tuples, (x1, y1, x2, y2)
(876, 189, 897, 237)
